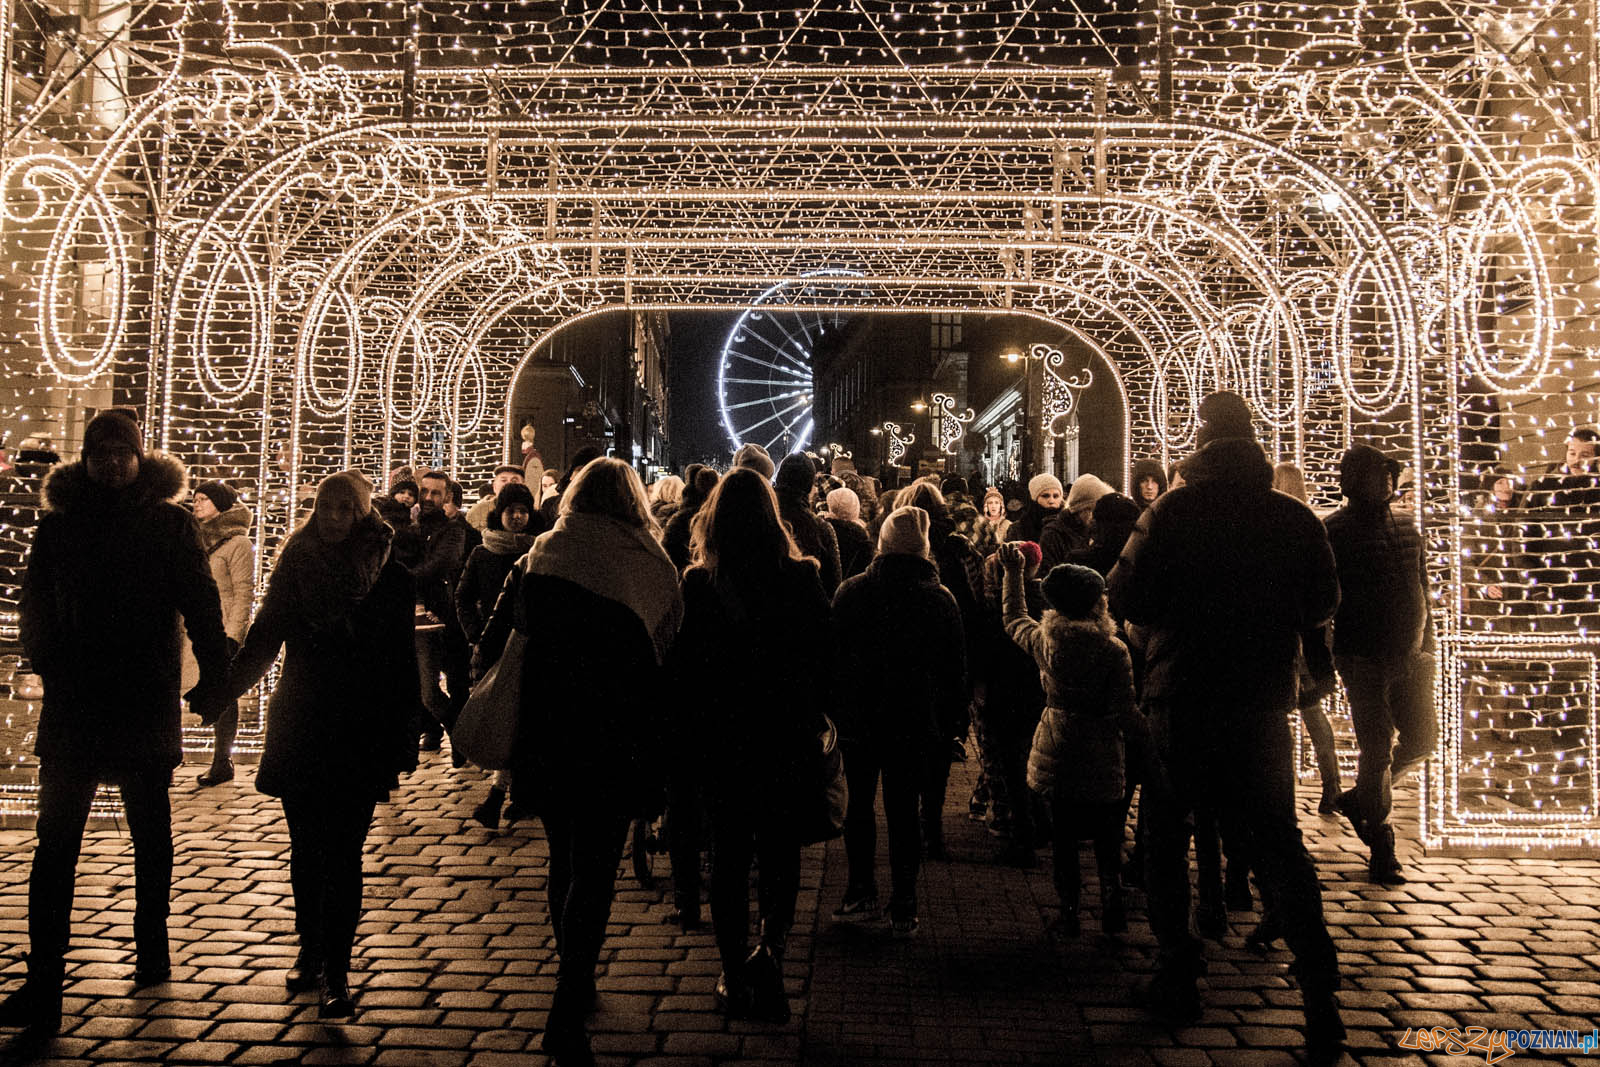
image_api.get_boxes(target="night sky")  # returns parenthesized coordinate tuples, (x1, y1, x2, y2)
(666, 311, 742, 470)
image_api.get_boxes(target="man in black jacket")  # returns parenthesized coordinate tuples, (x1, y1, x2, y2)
(1108, 392, 1343, 1059)
(9, 410, 230, 1034)
(1324, 444, 1435, 885)
(403, 470, 471, 751)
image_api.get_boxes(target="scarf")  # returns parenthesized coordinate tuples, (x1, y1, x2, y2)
(275, 511, 393, 634)
(523, 511, 684, 664)
(482, 528, 534, 556)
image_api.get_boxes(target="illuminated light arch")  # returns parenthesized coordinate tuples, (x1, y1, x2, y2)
(5, 4, 1600, 849)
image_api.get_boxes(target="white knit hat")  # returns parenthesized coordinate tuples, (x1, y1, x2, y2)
(1028, 473, 1064, 502)
(1066, 474, 1114, 515)
(877, 505, 930, 558)
(826, 486, 861, 524)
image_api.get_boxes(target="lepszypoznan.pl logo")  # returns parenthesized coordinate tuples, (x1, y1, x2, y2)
(1398, 1026, 1600, 1064)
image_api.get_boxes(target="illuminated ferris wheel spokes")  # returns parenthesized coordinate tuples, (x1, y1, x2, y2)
(718, 273, 857, 457)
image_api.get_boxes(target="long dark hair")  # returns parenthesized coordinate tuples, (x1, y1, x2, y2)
(690, 467, 805, 580)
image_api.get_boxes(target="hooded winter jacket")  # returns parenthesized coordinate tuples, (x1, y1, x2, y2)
(180, 501, 255, 689)
(1003, 568, 1136, 803)
(21, 452, 230, 774)
(1107, 436, 1339, 718)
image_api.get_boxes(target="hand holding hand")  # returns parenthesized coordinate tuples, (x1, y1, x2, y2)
(186, 681, 226, 726)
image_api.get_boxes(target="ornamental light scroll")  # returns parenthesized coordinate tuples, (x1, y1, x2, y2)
(1035, 344, 1094, 439)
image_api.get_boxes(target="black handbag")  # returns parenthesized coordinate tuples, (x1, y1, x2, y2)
(796, 716, 848, 846)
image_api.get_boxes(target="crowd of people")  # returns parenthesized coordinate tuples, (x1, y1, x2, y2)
(17, 397, 1565, 1066)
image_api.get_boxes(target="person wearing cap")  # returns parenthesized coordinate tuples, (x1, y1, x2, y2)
(1323, 444, 1436, 887)
(1107, 391, 1343, 1055)
(731, 441, 775, 481)
(10, 409, 230, 1034)
(203, 469, 419, 1019)
(1006, 473, 1065, 544)
(971, 486, 1012, 557)
(831, 505, 966, 936)
(181, 480, 257, 787)
(823, 486, 873, 581)
(1041, 473, 1114, 570)
(998, 547, 1135, 938)
(465, 465, 528, 532)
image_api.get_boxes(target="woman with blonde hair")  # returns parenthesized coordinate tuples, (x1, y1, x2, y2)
(649, 474, 685, 525)
(671, 467, 833, 1024)
(507, 456, 683, 1065)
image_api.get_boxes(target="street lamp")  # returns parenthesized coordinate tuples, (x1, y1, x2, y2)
(1000, 347, 1036, 478)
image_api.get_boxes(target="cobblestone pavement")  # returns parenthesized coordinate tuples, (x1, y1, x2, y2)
(0, 746, 1596, 1066)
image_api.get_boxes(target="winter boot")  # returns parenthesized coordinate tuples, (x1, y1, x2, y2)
(1367, 824, 1406, 885)
(472, 786, 505, 829)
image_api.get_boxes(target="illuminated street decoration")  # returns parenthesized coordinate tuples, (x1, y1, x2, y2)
(930, 393, 975, 457)
(0, 3, 1596, 847)
(882, 423, 914, 469)
(1031, 345, 1095, 439)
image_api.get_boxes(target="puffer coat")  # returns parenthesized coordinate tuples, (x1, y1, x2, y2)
(1003, 569, 1135, 803)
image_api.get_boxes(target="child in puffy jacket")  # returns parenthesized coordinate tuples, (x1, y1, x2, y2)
(998, 544, 1137, 937)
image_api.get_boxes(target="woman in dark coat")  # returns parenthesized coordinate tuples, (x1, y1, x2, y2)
(670, 467, 833, 1025)
(514, 457, 683, 1067)
(454, 481, 538, 829)
(832, 506, 966, 933)
(900, 481, 984, 858)
(454, 482, 538, 646)
(213, 470, 418, 1018)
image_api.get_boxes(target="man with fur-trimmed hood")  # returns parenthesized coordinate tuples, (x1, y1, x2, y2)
(1107, 391, 1344, 1060)
(9, 409, 230, 1035)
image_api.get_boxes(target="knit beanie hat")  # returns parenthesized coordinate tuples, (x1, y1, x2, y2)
(1091, 491, 1141, 531)
(877, 505, 931, 558)
(1028, 473, 1064, 502)
(315, 469, 374, 515)
(1066, 474, 1115, 516)
(733, 442, 775, 480)
(1041, 563, 1106, 618)
(390, 478, 418, 501)
(1015, 540, 1043, 572)
(774, 452, 816, 496)
(82, 408, 142, 460)
(1339, 443, 1392, 503)
(195, 480, 238, 513)
(983, 486, 1005, 511)
(1194, 390, 1256, 449)
(826, 486, 861, 523)
(488, 481, 537, 530)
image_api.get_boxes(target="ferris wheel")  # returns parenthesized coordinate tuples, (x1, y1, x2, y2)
(717, 272, 859, 457)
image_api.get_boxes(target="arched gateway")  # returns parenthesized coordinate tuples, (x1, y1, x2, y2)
(1, 3, 1597, 848)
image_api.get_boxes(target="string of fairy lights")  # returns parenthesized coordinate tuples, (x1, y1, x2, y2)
(0, 1, 1596, 846)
